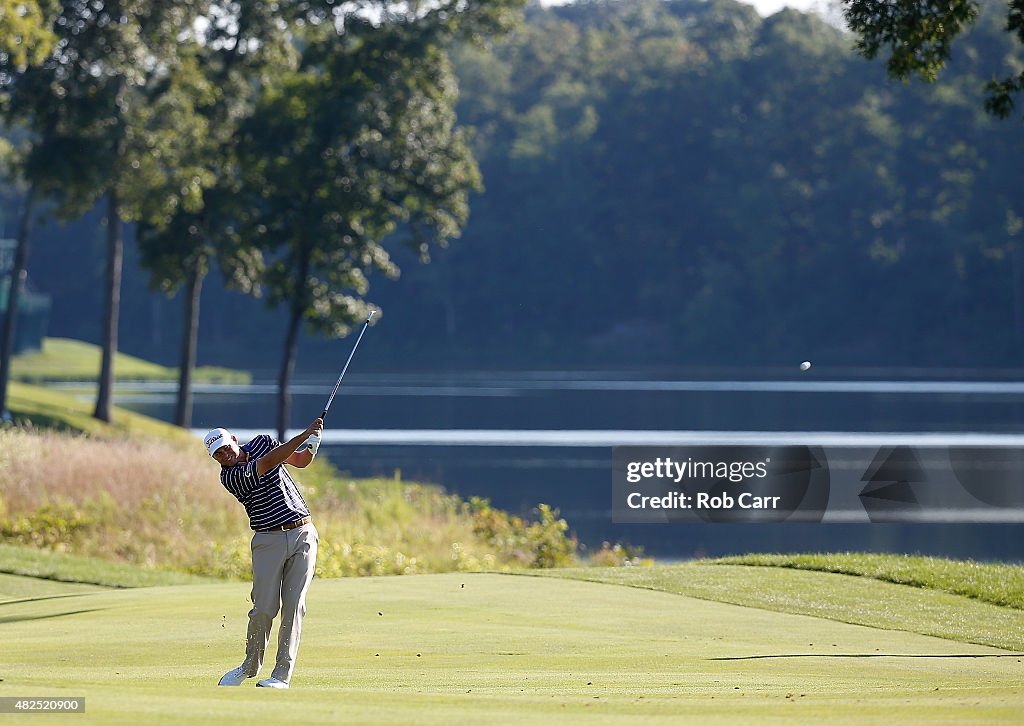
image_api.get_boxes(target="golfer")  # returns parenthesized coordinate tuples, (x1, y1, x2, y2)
(205, 417, 324, 689)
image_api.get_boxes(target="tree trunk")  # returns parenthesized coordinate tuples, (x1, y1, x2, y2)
(276, 302, 303, 441)
(276, 246, 311, 441)
(94, 191, 123, 423)
(175, 255, 205, 428)
(1011, 243, 1023, 357)
(0, 185, 37, 418)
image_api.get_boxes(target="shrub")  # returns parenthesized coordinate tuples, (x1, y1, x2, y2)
(467, 497, 577, 569)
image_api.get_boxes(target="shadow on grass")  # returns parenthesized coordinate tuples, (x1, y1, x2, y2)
(0, 593, 106, 624)
(0, 593, 103, 607)
(0, 568, 128, 589)
(0, 608, 105, 625)
(709, 653, 1024, 660)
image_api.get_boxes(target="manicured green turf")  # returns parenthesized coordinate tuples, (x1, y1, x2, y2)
(535, 563, 1024, 651)
(0, 544, 222, 589)
(0, 572, 1020, 724)
(711, 553, 1024, 609)
(10, 338, 249, 384)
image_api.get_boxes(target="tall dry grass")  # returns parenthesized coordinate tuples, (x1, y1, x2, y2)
(0, 429, 581, 578)
(0, 428, 249, 573)
(0, 428, 226, 513)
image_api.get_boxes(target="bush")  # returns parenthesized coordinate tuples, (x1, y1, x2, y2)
(587, 541, 651, 567)
(467, 497, 577, 569)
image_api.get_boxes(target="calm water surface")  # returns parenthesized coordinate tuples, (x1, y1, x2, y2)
(102, 371, 1024, 560)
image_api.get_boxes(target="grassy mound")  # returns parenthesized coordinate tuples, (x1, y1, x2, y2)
(10, 337, 249, 383)
(711, 552, 1024, 609)
(534, 561, 1024, 652)
(3, 380, 199, 440)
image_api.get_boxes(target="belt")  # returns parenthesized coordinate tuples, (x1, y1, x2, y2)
(257, 516, 311, 533)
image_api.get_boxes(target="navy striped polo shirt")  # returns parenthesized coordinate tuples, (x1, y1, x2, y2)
(220, 434, 311, 531)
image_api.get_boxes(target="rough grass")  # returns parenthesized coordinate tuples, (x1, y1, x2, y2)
(0, 571, 108, 600)
(0, 428, 579, 579)
(0, 427, 248, 573)
(0, 542, 219, 589)
(10, 337, 249, 383)
(711, 553, 1024, 610)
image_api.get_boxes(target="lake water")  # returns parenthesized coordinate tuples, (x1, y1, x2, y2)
(100, 371, 1024, 561)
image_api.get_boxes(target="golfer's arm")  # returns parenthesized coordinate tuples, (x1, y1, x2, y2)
(256, 432, 312, 477)
(286, 449, 314, 468)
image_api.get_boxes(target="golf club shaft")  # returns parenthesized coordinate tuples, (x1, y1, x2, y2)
(321, 310, 376, 419)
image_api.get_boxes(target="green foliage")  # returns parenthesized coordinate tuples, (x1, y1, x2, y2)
(844, 0, 1024, 118)
(4, 1, 210, 217)
(0, 0, 223, 425)
(403, 0, 1024, 367)
(467, 497, 576, 568)
(229, 3, 525, 433)
(0, 0, 57, 71)
(4, 0, 1024, 372)
(135, 0, 307, 300)
(238, 19, 485, 339)
(0, 497, 96, 548)
(845, 0, 981, 82)
(586, 541, 650, 567)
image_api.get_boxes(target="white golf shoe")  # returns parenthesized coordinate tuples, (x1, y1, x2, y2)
(218, 665, 256, 686)
(256, 677, 289, 689)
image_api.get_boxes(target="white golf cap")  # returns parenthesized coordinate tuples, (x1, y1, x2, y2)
(204, 428, 233, 457)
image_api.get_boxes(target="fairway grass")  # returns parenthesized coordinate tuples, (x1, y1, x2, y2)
(1, 573, 1021, 724)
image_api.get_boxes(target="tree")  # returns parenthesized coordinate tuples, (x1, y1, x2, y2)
(0, 150, 36, 420)
(239, 2, 523, 439)
(0, 0, 57, 71)
(6, 0, 206, 422)
(136, 0, 298, 427)
(0, 0, 57, 419)
(845, 0, 1024, 118)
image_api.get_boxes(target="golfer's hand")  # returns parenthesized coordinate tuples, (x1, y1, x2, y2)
(302, 418, 324, 458)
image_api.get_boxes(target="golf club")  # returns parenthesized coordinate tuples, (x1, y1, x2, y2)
(321, 309, 377, 420)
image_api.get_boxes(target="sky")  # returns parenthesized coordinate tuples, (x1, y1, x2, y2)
(539, 0, 839, 21)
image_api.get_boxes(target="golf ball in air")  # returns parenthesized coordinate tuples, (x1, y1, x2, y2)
(800, 361, 812, 371)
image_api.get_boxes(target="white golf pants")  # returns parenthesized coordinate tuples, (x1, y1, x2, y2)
(240, 523, 318, 683)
